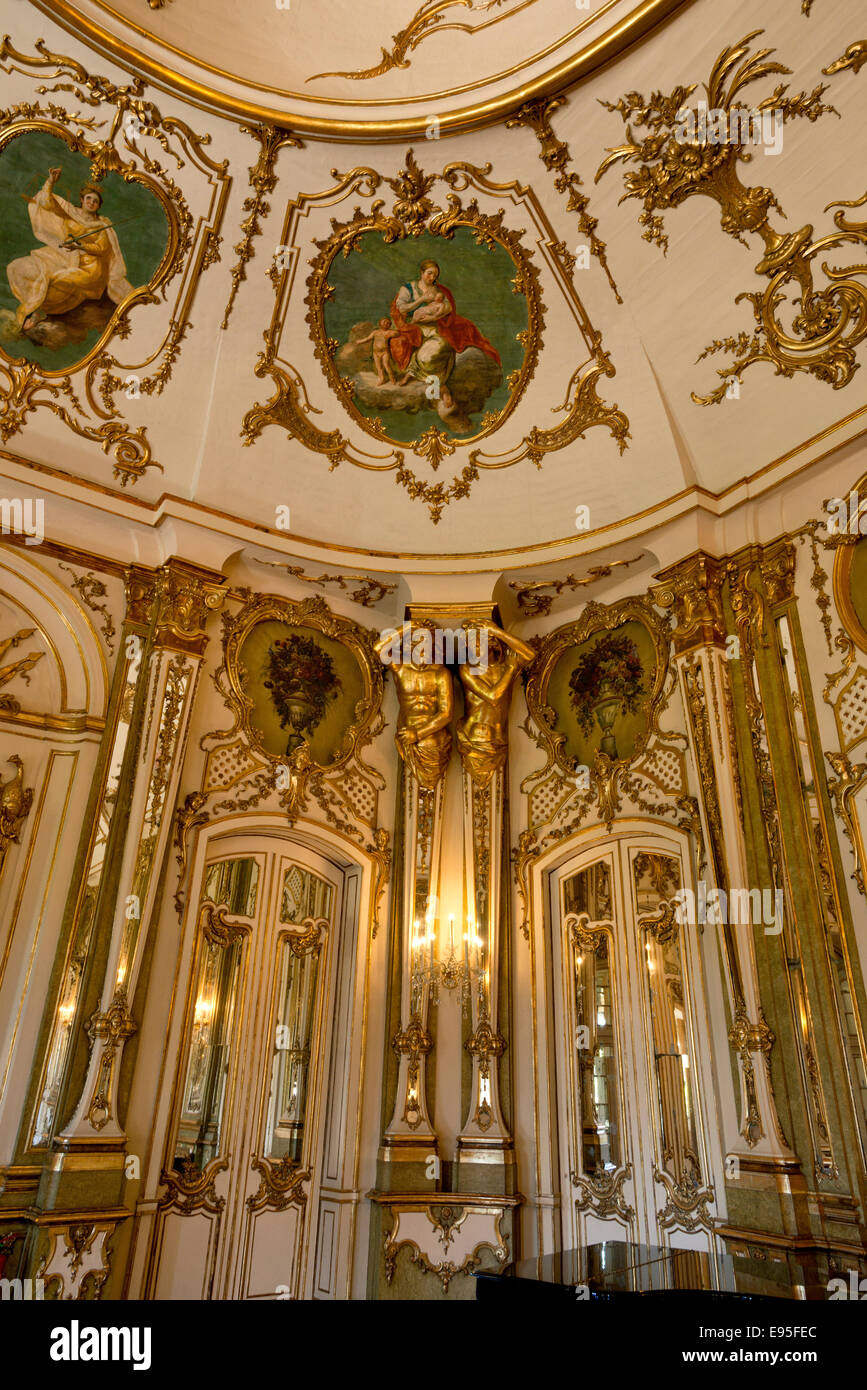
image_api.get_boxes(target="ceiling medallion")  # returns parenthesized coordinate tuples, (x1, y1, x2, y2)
(596, 29, 867, 404)
(0, 37, 228, 484)
(243, 152, 628, 522)
(307, 0, 539, 84)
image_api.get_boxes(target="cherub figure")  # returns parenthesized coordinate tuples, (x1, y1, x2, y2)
(356, 316, 402, 385)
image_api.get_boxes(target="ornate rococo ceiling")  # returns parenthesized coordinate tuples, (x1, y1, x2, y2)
(1, 0, 865, 583)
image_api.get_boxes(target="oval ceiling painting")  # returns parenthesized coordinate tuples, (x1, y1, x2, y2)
(313, 223, 535, 447)
(0, 128, 170, 373)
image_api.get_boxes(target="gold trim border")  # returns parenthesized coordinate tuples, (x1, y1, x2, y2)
(32, 0, 694, 141)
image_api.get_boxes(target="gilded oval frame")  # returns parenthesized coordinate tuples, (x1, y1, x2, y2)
(523, 596, 671, 784)
(219, 592, 385, 778)
(304, 186, 543, 453)
(0, 119, 179, 378)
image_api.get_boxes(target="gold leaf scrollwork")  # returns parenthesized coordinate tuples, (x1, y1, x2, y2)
(158, 1155, 228, 1215)
(199, 899, 252, 949)
(58, 563, 116, 652)
(307, 0, 538, 84)
(382, 1205, 509, 1295)
(510, 556, 643, 618)
(246, 1154, 310, 1213)
(596, 30, 867, 404)
(572, 1162, 635, 1223)
(653, 1156, 715, 1233)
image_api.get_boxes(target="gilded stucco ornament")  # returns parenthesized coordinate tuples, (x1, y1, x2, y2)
(522, 597, 673, 831)
(242, 153, 628, 522)
(506, 94, 621, 301)
(58, 563, 117, 652)
(823, 43, 867, 77)
(653, 1156, 715, 1233)
(199, 899, 252, 949)
(572, 1163, 635, 1223)
(510, 555, 642, 618)
(457, 626, 534, 787)
(0, 626, 43, 712)
(825, 751, 867, 896)
(0, 38, 229, 484)
(374, 623, 453, 790)
(308, 0, 538, 83)
(221, 123, 302, 329)
(158, 1155, 228, 1215)
(0, 754, 33, 861)
(596, 30, 867, 404)
(246, 1154, 310, 1213)
(214, 592, 385, 821)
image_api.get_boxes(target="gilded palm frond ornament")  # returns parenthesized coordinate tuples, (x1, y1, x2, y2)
(594, 30, 867, 404)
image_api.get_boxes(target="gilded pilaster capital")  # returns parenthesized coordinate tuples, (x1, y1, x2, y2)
(124, 565, 160, 629)
(759, 540, 796, 607)
(652, 553, 727, 654)
(155, 558, 227, 653)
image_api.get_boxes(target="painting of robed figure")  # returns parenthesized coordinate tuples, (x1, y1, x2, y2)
(7, 168, 134, 337)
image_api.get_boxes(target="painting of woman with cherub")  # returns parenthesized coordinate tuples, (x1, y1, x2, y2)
(332, 242, 517, 439)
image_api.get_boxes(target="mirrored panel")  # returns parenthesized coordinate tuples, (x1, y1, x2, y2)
(31, 666, 137, 1147)
(564, 860, 620, 1176)
(263, 864, 332, 1162)
(633, 852, 699, 1181)
(172, 856, 257, 1171)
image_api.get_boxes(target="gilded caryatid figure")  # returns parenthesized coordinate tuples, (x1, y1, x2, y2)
(457, 626, 535, 786)
(375, 624, 453, 789)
